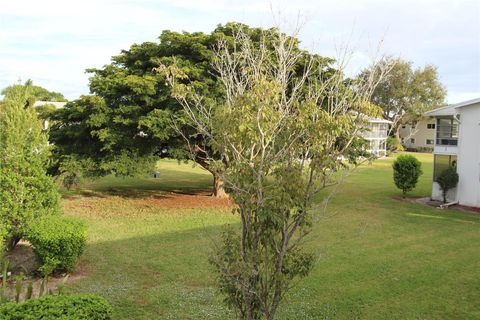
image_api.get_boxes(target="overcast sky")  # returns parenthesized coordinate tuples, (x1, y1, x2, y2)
(1, 0, 479, 103)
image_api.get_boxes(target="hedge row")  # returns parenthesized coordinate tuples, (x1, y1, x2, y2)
(0, 294, 112, 320)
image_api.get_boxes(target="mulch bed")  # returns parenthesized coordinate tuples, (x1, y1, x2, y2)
(394, 196, 480, 214)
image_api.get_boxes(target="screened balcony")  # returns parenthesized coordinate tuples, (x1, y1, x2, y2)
(436, 118, 458, 146)
(363, 122, 389, 139)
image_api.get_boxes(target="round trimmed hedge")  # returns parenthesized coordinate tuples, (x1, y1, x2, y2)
(0, 294, 112, 320)
(26, 216, 87, 274)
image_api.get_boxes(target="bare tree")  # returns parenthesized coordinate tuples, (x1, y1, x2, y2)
(159, 24, 392, 320)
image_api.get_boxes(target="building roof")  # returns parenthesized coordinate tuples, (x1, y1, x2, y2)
(33, 101, 67, 108)
(451, 97, 480, 109)
(424, 97, 480, 117)
(368, 118, 392, 124)
(424, 105, 456, 117)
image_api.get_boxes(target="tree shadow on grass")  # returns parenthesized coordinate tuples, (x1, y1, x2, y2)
(68, 223, 238, 320)
(62, 170, 214, 200)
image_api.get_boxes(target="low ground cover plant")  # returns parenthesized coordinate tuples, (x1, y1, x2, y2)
(0, 294, 112, 320)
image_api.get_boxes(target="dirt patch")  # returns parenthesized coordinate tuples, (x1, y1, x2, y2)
(2, 242, 89, 301)
(6, 241, 38, 275)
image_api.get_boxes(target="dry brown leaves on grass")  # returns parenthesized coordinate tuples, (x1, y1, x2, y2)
(62, 192, 235, 218)
(141, 192, 235, 209)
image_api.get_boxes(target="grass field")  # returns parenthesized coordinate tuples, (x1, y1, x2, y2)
(63, 155, 480, 319)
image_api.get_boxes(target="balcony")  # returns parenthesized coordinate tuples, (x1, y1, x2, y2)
(436, 118, 458, 146)
(436, 138, 458, 146)
(434, 117, 459, 155)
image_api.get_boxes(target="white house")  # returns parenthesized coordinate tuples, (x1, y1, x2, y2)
(362, 118, 391, 157)
(424, 97, 480, 207)
(399, 117, 436, 151)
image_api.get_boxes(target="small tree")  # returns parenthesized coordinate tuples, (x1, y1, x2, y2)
(164, 25, 391, 320)
(0, 83, 60, 250)
(392, 155, 422, 197)
(436, 166, 459, 203)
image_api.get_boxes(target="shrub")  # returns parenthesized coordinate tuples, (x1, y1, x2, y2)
(387, 136, 404, 153)
(417, 146, 433, 153)
(435, 166, 459, 203)
(56, 156, 84, 190)
(0, 84, 61, 250)
(0, 294, 112, 320)
(26, 216, 87, 275)
(392, 154, 423, 197)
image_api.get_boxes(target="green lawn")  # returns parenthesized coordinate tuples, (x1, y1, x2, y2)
(63, 155, 480, 319)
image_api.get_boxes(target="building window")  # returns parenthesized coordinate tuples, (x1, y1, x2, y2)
(380, 140, 386, 150)
(433, 154, 457, 180)
(427, 123, 436, 129)
(410, 138, 415, 144)
(436, 118, 458, 145)
(426, 139, 434, 145)
(401, 125, 406, 129)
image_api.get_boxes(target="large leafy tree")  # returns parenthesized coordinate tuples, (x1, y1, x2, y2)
(50, 23, 334, 197)
(0, 82, 61, 250)
(362, 57, 446, 136)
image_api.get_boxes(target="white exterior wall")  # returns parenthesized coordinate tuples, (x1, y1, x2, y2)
(432, 181, 457, 203)
(456, 103, 480, 207)
(399, 118, 435, 150)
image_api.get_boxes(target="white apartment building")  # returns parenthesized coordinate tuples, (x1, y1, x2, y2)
(424, 97, 480, 207)
(363, 118, 391, 157)
(399, 117, 436, 151)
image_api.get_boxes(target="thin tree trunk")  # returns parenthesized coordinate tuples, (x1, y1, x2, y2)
(395, 125, 401, 140)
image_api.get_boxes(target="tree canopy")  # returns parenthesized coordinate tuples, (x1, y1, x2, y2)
(1, 80, 67, 103)
(49, 23, 336, 196)
(362, 57, 446, 135)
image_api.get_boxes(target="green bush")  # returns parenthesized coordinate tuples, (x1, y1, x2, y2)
(0, 86, 61, 250)
(435, 166, 459, 203)
(387, 136, 404, 153)
(0, 294, 112, 320)
(392, 154, 422, 197)
(26, 216, 87, 275)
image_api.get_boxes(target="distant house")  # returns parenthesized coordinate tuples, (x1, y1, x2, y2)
(424, 97, 480, 207)
(399, 117, 436, 152)
(362, 118, 391, 157)
(33, 100, 67, 129)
